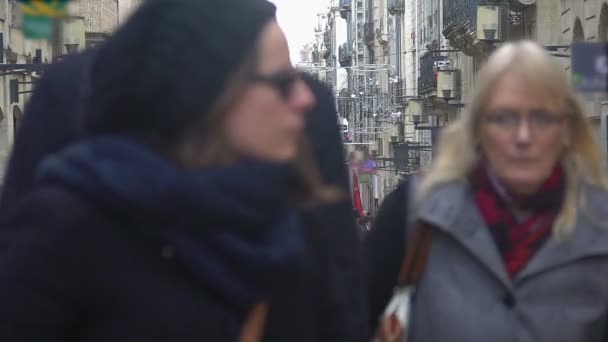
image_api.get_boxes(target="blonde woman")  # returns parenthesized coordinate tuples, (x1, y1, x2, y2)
(366, 41, 608, 342)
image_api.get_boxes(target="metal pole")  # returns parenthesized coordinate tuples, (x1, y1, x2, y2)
(396, 13, 402, 79)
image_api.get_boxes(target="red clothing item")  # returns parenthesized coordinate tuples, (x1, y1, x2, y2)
(352, 172, 364, 218)
(472, 163, 565, 278)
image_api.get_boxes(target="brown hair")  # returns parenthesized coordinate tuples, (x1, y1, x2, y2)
(173, 36, 342, 207)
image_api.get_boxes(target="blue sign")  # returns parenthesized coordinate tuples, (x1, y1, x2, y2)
(358, 160, 377, 174)
(572, 43, 608, 92)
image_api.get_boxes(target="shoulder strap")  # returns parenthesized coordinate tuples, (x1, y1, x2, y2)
(396, 221, 434, 286)
(396, 175, 434, 287)
(397, 221, 434, 287)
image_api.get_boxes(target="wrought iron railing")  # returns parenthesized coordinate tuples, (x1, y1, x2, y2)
(339, 43, 352, 66)
(442, 0, 479, 35)
(394, 79, 406, 105)
(364, 22, 375, 45)
(418, 53, 447, 94)
(395, 79, 404, 98)
(323, 31, 331, 50)
(340, 0, 351, 19)
(388, 0, 404, 14)
(443, 0, 510, 36)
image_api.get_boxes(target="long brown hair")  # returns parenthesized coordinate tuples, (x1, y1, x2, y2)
(173, 37, 342, 207)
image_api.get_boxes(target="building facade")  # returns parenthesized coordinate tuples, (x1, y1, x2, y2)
(0, 0, 141, 183)
(310, 0, 608, 212)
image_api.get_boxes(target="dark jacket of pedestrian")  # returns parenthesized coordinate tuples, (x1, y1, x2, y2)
(0, 17, 368, 342)
(0, 50, 93, 212)
(366, 41, 608, 341)
(0, 0, 368, 341)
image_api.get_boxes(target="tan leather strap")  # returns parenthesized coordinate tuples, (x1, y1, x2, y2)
(239, 301, 269, 342)
(396, 221, 435, 287)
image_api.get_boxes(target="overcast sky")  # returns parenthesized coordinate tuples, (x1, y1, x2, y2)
(269, 0, 329, 64)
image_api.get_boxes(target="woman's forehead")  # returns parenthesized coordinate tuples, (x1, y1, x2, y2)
(484, 74, 563, 112)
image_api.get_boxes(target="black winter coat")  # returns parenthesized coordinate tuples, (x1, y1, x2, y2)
(0, 51, 92, 211)
(364, 181, 408, 333)
(0, 184, 342, 341)
(0, 52, 368, 340)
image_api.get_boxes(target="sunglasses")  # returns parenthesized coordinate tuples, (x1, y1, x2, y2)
(251, 69, 305, 100)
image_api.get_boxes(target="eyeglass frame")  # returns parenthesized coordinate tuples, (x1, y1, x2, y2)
(480, 109, 569, 133)
(250, 69, 307, 101)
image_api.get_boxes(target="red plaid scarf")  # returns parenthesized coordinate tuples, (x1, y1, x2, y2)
(472, 163, 565, 278)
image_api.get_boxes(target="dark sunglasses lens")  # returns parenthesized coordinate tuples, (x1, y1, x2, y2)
(276, 73, 298, 100)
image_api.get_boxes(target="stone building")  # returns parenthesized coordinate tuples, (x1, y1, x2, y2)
(0, 0, 141, 183)
(326, 0, 608, 210)
(555, 0, 608, 159)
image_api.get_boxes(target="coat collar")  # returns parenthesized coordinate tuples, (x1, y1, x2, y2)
(514, 183, 608, 284)
(414, 180, 608, 289)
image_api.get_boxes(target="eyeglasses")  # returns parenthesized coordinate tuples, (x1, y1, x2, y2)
(482, 109, 566, 132)
(251, 69, 305, 101)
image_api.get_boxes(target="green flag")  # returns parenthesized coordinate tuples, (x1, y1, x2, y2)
(22, 15, 53, 39)
(19, 0, 69, 39)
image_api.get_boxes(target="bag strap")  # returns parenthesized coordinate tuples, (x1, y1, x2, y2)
(396, 221, 435, 286)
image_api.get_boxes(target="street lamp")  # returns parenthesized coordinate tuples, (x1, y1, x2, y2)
(65, 43, 79, 54)
(64, 35, 80, 54)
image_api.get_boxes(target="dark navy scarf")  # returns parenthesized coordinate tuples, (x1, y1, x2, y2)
(36, 136, 307, 313)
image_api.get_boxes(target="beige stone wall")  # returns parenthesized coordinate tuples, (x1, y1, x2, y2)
(0, 0, 137, 182)
(118, 0, 142, 25)
(71, 0, 119, 34)
(0, 1, 55, 181)
(554, 0, 608, 156)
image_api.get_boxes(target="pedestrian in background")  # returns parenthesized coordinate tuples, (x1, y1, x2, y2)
(367, 41, 608, 342)
(0, 0, 365, 340)
(0, 49, 94, 213)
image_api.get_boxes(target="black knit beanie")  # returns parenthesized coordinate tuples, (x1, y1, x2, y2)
(84, 0, 277, 143)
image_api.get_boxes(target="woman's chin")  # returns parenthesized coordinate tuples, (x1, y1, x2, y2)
(502, 174, 545, 195)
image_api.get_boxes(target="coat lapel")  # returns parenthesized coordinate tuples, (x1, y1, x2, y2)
(417, 181, 608, 288)
(416, 181, 512, 289)
(514, 210, 608, 283)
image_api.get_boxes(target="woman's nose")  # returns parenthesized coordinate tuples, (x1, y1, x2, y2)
(514, 119, 532, 145)
(290, 80, 316, 112)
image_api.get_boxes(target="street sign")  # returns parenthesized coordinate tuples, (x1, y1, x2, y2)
(572, 42, 608, 92)
(19, 0, 69, 39)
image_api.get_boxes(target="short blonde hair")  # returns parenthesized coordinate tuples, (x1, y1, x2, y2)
(418, 41, 607, 237)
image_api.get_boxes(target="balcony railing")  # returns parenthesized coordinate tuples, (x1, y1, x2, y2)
(418, 53, 448, 95)
(364, 22, 375, 46)
(442, 0, 480, 36)
(340, 0, 351, 19)
(339, 42, 352, 67)
(312, 50, 321, 63)
(393, 79, 407, 106)
(443, 0, 511, 36)
(324, 31, 331, 49)
(388, 0, 405, 14)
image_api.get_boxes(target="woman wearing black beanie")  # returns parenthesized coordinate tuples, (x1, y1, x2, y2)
(0, 0, 359, 341)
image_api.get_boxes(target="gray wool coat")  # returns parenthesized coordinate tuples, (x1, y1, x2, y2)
(406, 179, 608, 342)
